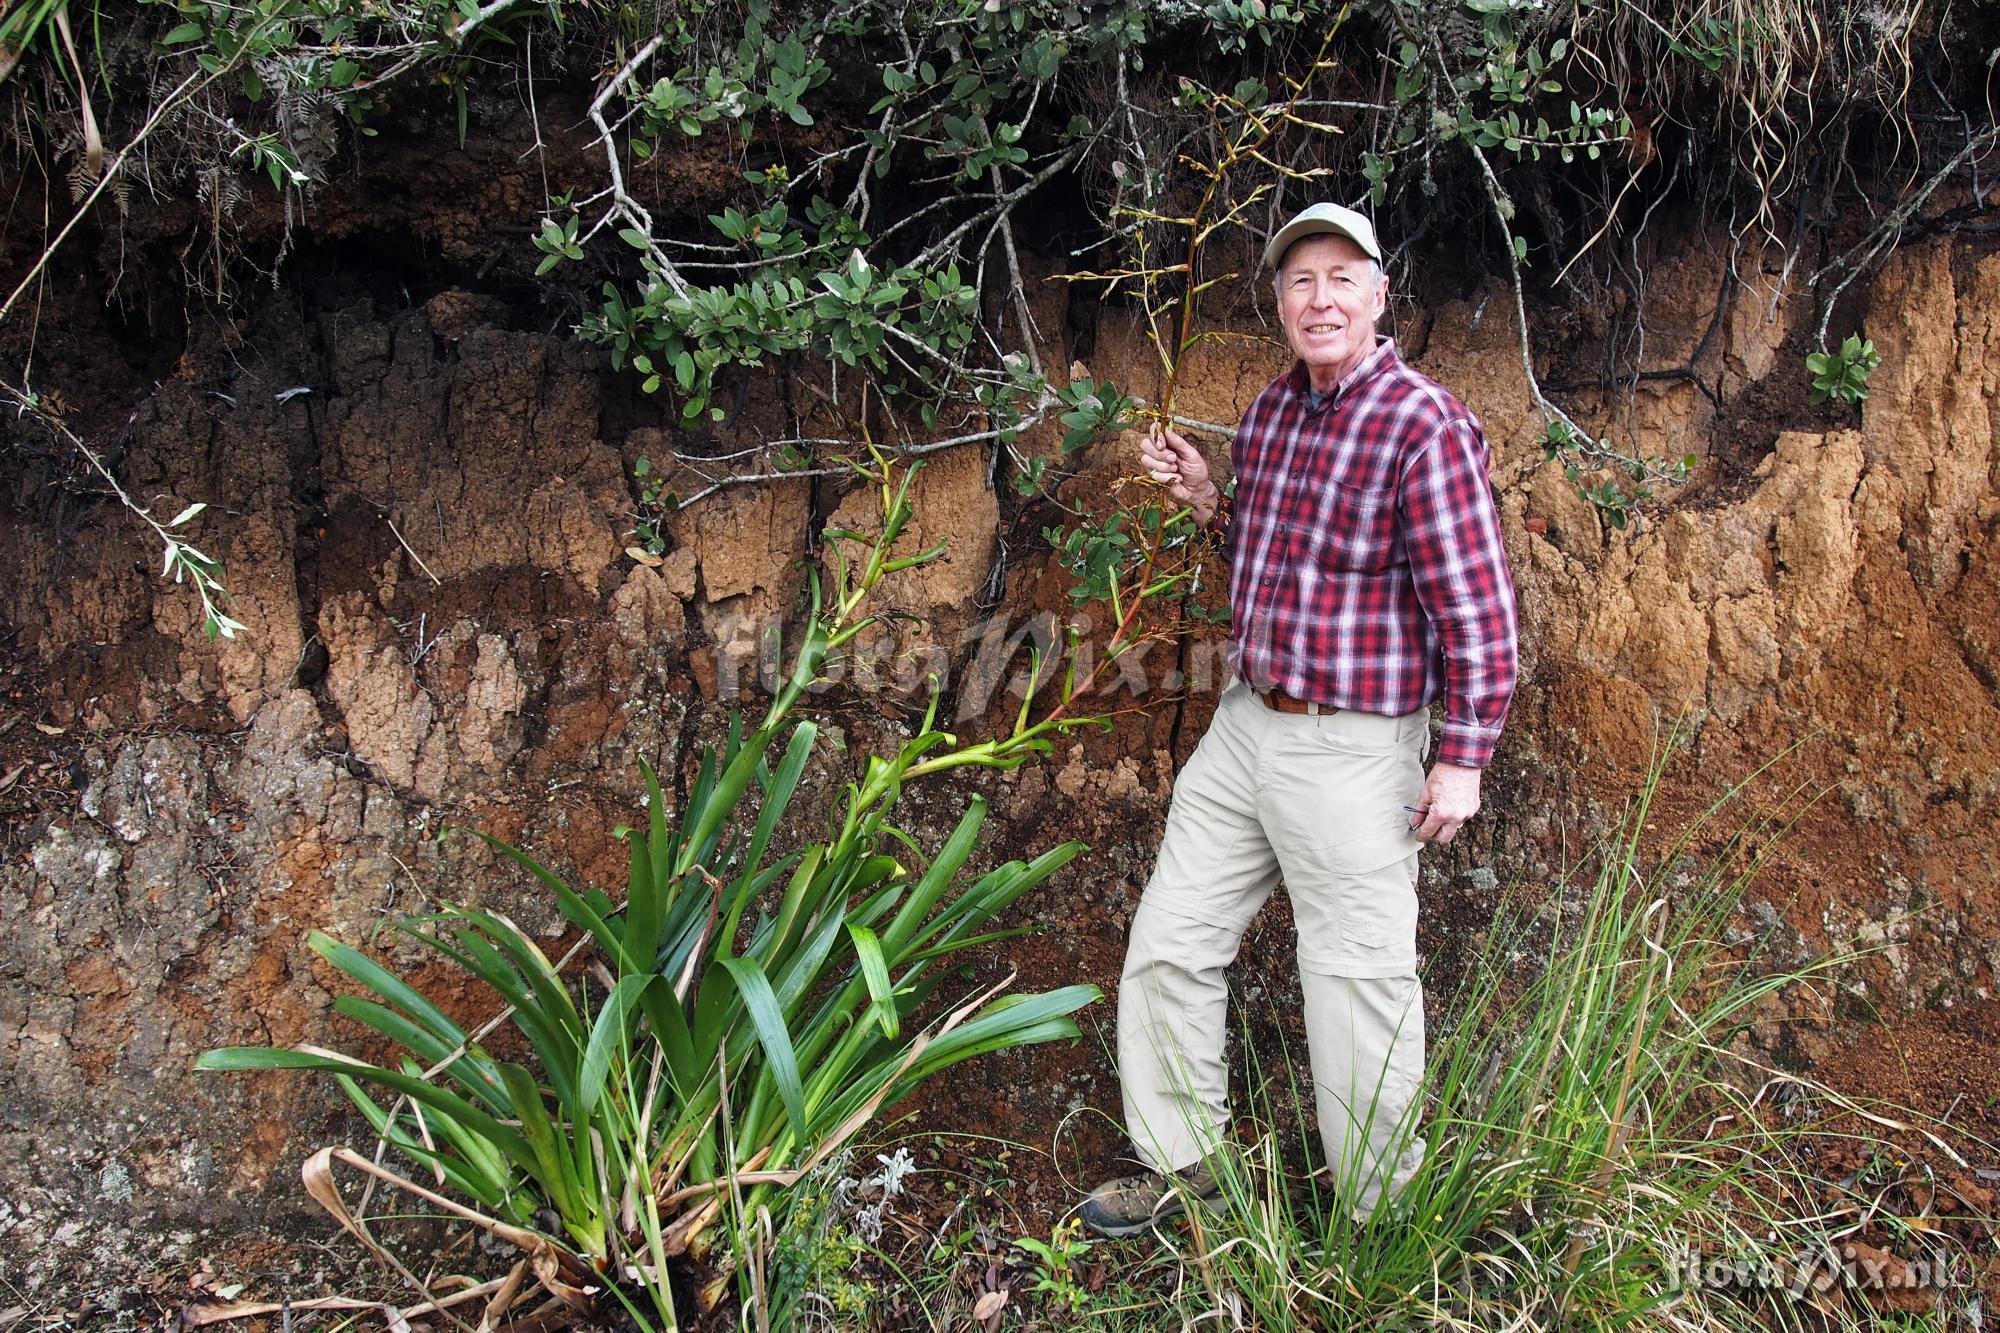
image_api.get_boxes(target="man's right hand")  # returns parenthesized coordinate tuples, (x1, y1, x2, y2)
(1140, 424, 1220, 525)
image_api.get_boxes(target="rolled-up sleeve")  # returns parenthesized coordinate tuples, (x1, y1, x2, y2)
(1398, 417, 1518, 768)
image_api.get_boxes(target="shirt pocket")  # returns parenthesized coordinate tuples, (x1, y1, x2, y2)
(1309, 481, 1399, 574)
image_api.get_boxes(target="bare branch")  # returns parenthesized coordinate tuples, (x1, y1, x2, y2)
(583, 37, 691, 300)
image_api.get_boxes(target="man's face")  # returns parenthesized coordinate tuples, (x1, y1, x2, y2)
(1275, 233, 1388, 392)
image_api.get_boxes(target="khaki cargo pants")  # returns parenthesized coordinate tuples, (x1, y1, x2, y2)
(1117, 681, 1429, 1218)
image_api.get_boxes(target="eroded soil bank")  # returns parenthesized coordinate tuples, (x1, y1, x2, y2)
(2, 93, 1997, 1310)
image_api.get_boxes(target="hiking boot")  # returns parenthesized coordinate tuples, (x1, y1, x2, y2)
(1078, 1153, 1234, 1239)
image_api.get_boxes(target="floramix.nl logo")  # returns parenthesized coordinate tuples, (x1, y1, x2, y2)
(1668, 1242, 1964, 1300)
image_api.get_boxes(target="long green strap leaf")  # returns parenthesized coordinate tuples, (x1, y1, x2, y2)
(901, 1016, 1086, 1091)
(335, 1074, 511, 1212)
(450, 908, 585, 1044)
(441, 921, 579, 1101)
(718, 955, 808, 1144)
(497, 1062, 582, 1220)
(764, 844, 825, 962)
(667, 744, 713, 867)
(745, 722, 815, 873)
(445, 913, 587, 1112)
(658, 880, 720, 995)
(721, 722, 818, 949)
(331, 996, 509, 1114)
(468, 832, 634, 970)
(770, 893, 848, 1016)
(898, 926, 1036, 966)
(626, 825, 664, 970)
(902, 841, 1085, 963)
(637, 974, 700, 1092)
(309, 931, 468, 1050)
(579, 974, 651, 1117)
(721, 853, 803, 959)
(400, 923, 552, 1048)
(846, 923, 897, 1039)
(195, 1047, 539, 1175)
(676, 725, 777, 878)
(690, 952, 739, 1055)
(636, 758, 672, 963)
(881, 797, 986, 954)
(386, 1057, 520, 1209)
(811, 985, 1098, 1132)
(911, 985, 1100, 1069)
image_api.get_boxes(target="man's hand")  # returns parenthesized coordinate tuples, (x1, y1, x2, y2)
(1410, 763, 1481, 845)
(1139, 424, 1220, 525)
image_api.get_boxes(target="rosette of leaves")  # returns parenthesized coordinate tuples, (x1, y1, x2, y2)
(198, 458, 1099, 1329)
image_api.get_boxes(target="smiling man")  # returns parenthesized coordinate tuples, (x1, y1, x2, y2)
(1081, 203, 1519, 1237)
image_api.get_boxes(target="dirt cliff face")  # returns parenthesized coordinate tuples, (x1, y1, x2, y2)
(2, 128, 1997, 1299)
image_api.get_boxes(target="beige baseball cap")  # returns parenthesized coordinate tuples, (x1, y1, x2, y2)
(1263, 202, 1382, 270)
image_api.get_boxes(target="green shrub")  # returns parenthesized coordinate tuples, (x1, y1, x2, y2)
(1807, 334, 1883, 405)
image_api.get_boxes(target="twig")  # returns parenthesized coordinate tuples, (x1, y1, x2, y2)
(581, 37, 691, 300)
(386, 514, 444, 586)
(993, 171, 1043, 374)
(179, 1277, 513, 1328)
(907, 146, 1086, 272)
(1808, 120, 2000, 347)
(1164, 412, 1237, 438)
(1, 379, 245, 637)
(665, 413, 1058, 511)
(517, 25, 549, 203)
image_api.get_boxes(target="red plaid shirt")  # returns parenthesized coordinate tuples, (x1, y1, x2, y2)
(1216, 338, 1518, 769)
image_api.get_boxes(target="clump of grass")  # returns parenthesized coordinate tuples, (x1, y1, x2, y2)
(1077, 738, 1965, 1331)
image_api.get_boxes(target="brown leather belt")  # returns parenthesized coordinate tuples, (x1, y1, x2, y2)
(1251, 686, 1324, 716)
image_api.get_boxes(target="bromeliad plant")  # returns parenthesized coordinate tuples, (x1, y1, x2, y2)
(198, 449, 1101, 1329)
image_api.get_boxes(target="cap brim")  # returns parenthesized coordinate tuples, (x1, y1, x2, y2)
(1263, 219, 1381, 269)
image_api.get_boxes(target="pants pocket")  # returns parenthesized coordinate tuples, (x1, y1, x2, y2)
(1285, 840, 1419, 976)
(1265, 713, 1425, 977)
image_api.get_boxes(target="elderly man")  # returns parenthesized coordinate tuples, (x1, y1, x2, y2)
(1080, 203, 1518, 1238)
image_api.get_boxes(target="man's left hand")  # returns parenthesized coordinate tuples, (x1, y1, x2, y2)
(1410, 763, 1482, 845)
